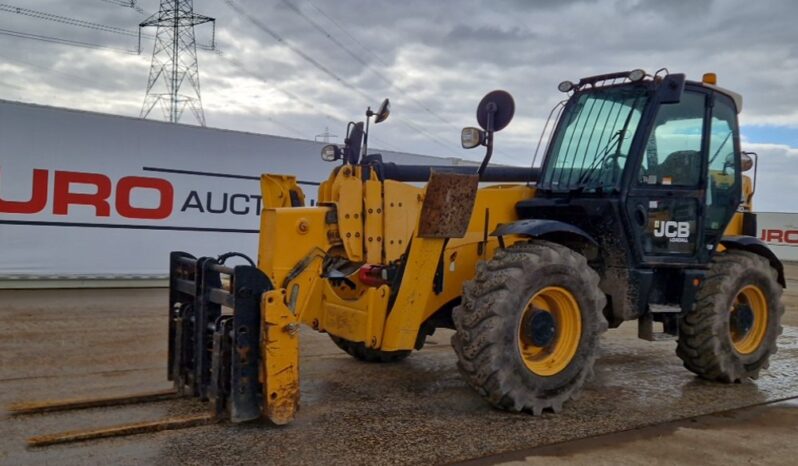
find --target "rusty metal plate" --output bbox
[418,171,479,238]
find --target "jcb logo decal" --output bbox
[654,220,690,243]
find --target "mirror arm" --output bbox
[751,151,759,199]
[486,102,497,132]
[477,105,498,178]
[343,122,352,165]
[363,109,371,160]
[477,131,494,178]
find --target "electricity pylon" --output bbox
[139,0,215,126]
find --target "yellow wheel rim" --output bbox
[518,286,582,376]
[730,285,768,355]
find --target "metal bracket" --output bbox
[167,251,273,423]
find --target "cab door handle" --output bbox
[634,205,647,226]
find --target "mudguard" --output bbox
[720,236,786,287]
[491,219,597,245]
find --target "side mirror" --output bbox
[472,90,515,177]
[461,127,485,149]
[344,122,365,164]
[476,90,515,132]
[741,151,755,172]
[321,144,342,162]
[374,98,390,123]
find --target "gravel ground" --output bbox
[1,263,796,465]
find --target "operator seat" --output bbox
[658,150,700,185]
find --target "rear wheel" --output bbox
[329,335,411,363]
[452,241,607,414]
[677,250,783,382]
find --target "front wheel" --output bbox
[452,241,607,415]
[677,250,783,382]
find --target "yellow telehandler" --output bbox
[13,69,784,445]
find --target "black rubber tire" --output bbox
[329,335,411,363]
[676,250,783,382]
[451,241,607,415]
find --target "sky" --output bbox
[0,0,796,211]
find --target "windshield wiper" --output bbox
[709,130,733,165]
[571,129,624,191]
[571,97,641,192]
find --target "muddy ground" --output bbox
[1,263,797,465]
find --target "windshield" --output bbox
[540,85,650,192]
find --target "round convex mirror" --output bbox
[476,90,515,132]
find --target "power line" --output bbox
[0,3,175,50]
[212,48,401,151]
[0,0,407,146]
[280,0,454,127]
[224,1,358,98]
[99,0,146,15]
[223,0,458,156]
[0,4,143,38]
[284,0,513,160]
[237,103,308,139]
[0,26,138,53]
[305,0,389,68]
[280,0,375,71]
[0,15,214,55]
[214,50,345,121]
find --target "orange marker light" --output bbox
[702,73,717,85]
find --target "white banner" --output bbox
[757,212,798,262]
[0,100,462,278]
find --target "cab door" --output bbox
[703,93,742,250]
[625,89,709,265]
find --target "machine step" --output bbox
[638,312,679,342]
[649,304,681,313]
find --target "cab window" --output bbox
[639,92,706,187]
